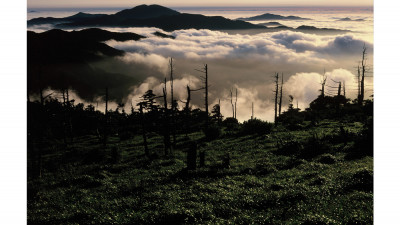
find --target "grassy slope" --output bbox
[28,120,372,224]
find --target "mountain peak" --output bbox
[114,4,180,20]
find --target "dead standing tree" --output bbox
[103,87,109,147]
[230,89,234,118]
[358,44,367,105]
[162,78,172,155]
[195,64,209,129]
[181,84,204,136]
[330,79,342,96]
[273,72,279,126]
[320,70,327,97]
[251,102,254,120]
[137,102,149,157]
[169,58,177,146]
[235,88,238,119]
[278,73,283,117]
[343,81,346,98]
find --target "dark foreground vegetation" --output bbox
[27,91,373,224]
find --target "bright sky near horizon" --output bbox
[28,0,373,8]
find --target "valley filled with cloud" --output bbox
[90,27,373,121]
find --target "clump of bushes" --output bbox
[240,119,273,135]
[276,134,331,160]
[276,138,303,156]
[299,134,331,159]
[318,154,337,164]
[344,168,373,192]
[222,117,239,131]
[203,124,222,141]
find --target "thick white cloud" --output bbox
[100,28,374,121]
[105,28,372,66]
[118,53,169,73]
[31,27,373,122]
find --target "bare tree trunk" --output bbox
[205,64,209,128]
[65,88,73,143]
[185,85,191,111]
[321,78,326,97]
[162,85,171,156]
[169,58,177,147]
[103,87,108,147]
[139,103,149,156]
[62,89,66,106]
[274,73,279,126]
[320,69,327,97]
[230,89,234,118]
[66,88,70,105]
[359,44,366,105]
[278,73,283,117]
[195,64,209,128]
[357,64,361,98]
[343,81,346,97]
[234,88,237,119]
[184,85,191,137]
[251,102,254,120]
[218,99,222,124]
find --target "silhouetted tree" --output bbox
[211,103,223,124]
[288,95,294,110]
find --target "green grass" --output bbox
[28,121,372,224]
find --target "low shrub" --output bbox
[222,117,239,131]
[276,134,331,160]
[240,119,273,135]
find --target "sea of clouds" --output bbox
[92,27,373,121]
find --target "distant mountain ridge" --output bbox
[28,12,107,25]
[237,13,311,21]
[337,17,365,22]
[28,4,265,31]
[27,5,350,34]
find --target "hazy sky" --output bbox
[28,0,373,8]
